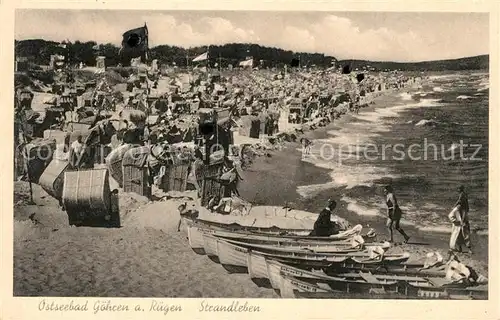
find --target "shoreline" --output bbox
[237,85,488,275]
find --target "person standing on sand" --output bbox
[383,185,410,243]
[455,185,472,253]
[448,203,466,260]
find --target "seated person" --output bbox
[309,199,340,237]
[212,197,233,215]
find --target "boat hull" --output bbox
[187,225,205,254]
[215,236,249,273]
[247,251,271,287]
[202,233,220,263]
[276,273,488,299]
[189,224,369,249]
[183,217,370,241]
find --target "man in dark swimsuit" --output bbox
[384,185,410,243]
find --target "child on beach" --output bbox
[383,185,410,244]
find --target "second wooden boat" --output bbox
[183,216,372,240]
[203,235,410,271]
[187,224,385,253]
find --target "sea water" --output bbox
[297,71,489,233]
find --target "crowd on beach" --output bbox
[15,63,419,178]
[16,64,418,145]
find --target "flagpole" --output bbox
[17,108,34,204]
[144,22,149,63]
[208,45,211,71]
[206,45,210,80]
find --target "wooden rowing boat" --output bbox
[263,258,439,288]
[247,251,340,289]
[189,224,383,247]
[203,235,410,271]
[184,216,370,239]
[278,273,488,300]
[265,252,486,281]
[268,257,488,299]
[221,237,390,255]
[272,258,487,287]
[186,225,388,254]
[182,216,372,239]
[323,259,456,278]
[293,288,488,299]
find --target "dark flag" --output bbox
[356,73,365,83]
[290,58,300,67]
[120,24,149,60]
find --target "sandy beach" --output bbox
[13,86,488,297]
[14,182,278,298]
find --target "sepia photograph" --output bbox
[12,9,490,302]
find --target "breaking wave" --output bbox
[399,92,413,101]
[415,119,440,127]
[296,97,443,198]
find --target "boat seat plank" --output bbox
[426,277,453,287]
[317,283,333,291]
[338,272,424,282]
[359,272,382,283]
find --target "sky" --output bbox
[15,10,489,62]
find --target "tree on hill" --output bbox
[14,39,487,71]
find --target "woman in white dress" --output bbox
[448,203,465,260]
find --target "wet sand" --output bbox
[238,91,488,275]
